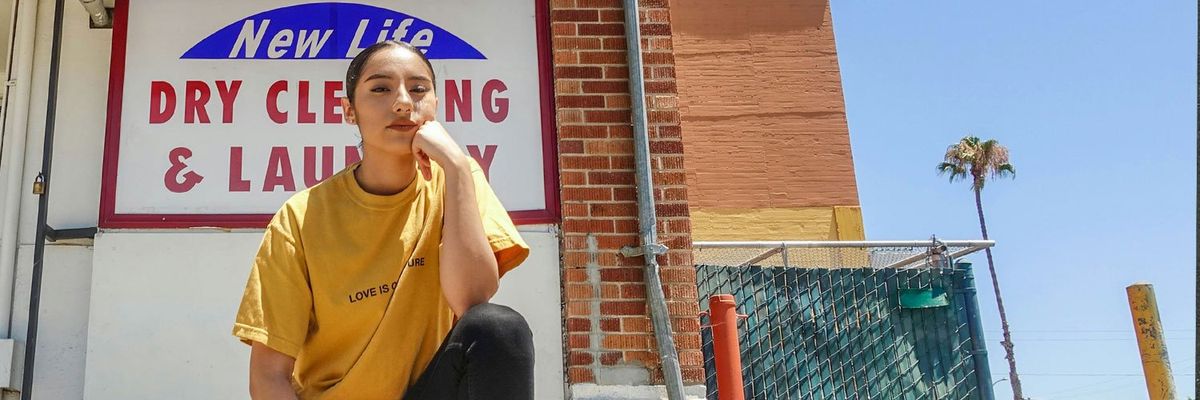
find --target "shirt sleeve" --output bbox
[232,203,313,358]
[469,159,530,278]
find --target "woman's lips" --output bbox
[388,123,418,131]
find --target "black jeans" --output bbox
[403,303,535,400]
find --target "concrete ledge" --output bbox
[569,384,707,400]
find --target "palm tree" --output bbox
[937,136,1021,399]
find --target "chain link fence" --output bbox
[694,240,995,400]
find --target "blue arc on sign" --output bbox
[182,2,485,60]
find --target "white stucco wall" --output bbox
[0,2,565,399]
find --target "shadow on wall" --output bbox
[668,0,828,38]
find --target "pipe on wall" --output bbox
[0,0,43,339]
[619,1,687,399]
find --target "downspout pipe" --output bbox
[618,1,687,399]
[77,0,108,28]
[21,0,65,398]
[0,0,40,338]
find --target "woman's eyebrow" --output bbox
[407,75,433,83]
[363,73,394,82]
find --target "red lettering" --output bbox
[216,80,242,123]
[324,81,343,124]
[266,80,288,124]
[263,146,296,192]
[445,80,471,122]
[298,81,316,124]
[467,145,498,181]
[149,81,175,124]
[345,145,362,166]
[164,147,203,192]
[482,80,508,123]
[228,147,251,192]
[303,146,335,187]
[184,81,211,124]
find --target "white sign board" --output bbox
[100,0,558,228]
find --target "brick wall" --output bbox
[670,0,860,211]
[551,0,703,386]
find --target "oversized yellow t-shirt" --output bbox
[233,159,529,399]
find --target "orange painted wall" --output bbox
[670,0,863,240]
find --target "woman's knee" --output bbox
[458,303,533,348]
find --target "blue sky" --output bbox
[831,1,1196,399]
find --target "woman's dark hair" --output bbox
[344,40,436,103]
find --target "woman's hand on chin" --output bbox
[412,120,470,180]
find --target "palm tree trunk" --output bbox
[975,188,1023,399]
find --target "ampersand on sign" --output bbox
[164,147,204,193]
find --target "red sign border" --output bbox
[99,0,560,228]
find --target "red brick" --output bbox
[584,109,631,123]
[563,186,613,202]
[568,333,591,349]
[610,155,635,169]
[638,0,668,8]
[566,283,594,299]
[552,9,599,22]
[613,187,637,201]
[644,81,676,94]
[600,317,621,332]
[587,170,634,185]
[640,23,670,36]
[603,66,630,79]
[644,9,670,24]
[600,351,623,365]
[554,50,578,64]
[648,139,682,153]
[602,37,628,50]
[621,317,652,333]
[599,267,643,282]
[553,36,602,50]
[557,94,605,108]
[599,9,624,22]
[567,317,591,332]
[590,203,636,217]
[580,51,627,65]
[582,80,628,94]
[620,284,646,299]
[602,334,652,350]
[563,155,611,170]
[596,234,638,249]
[567,302,591,317]
[569,351,595,366]
[642,51,674,65]
[559,139,584,154]
[605,95,631,108]
[553,22,577,36]
[584,140,633,154]
[568,366,595,383]
[559,125,610,139]
[579,23,625,36]
[563,218,616,233]
[561,170,586,185]
[556,66,604,80]
[557,109,584,124]
[578,0,621,7]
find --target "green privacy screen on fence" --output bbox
[696,264,991,400]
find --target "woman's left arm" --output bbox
[414,121,499,317]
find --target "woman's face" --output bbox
[342,47,438,157]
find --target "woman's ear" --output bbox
[341,97,357,125]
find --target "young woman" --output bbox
[233,40,534,400]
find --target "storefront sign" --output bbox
[100,0,557,228]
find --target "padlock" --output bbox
[32,173,44,195]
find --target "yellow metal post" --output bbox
[1126,282,1177,400]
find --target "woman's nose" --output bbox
[393,91,414,113]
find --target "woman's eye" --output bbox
[411,86,428,93]
[370,87,390,93]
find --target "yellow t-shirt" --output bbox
[233,159,529,399]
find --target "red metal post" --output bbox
[708,294,744,400]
